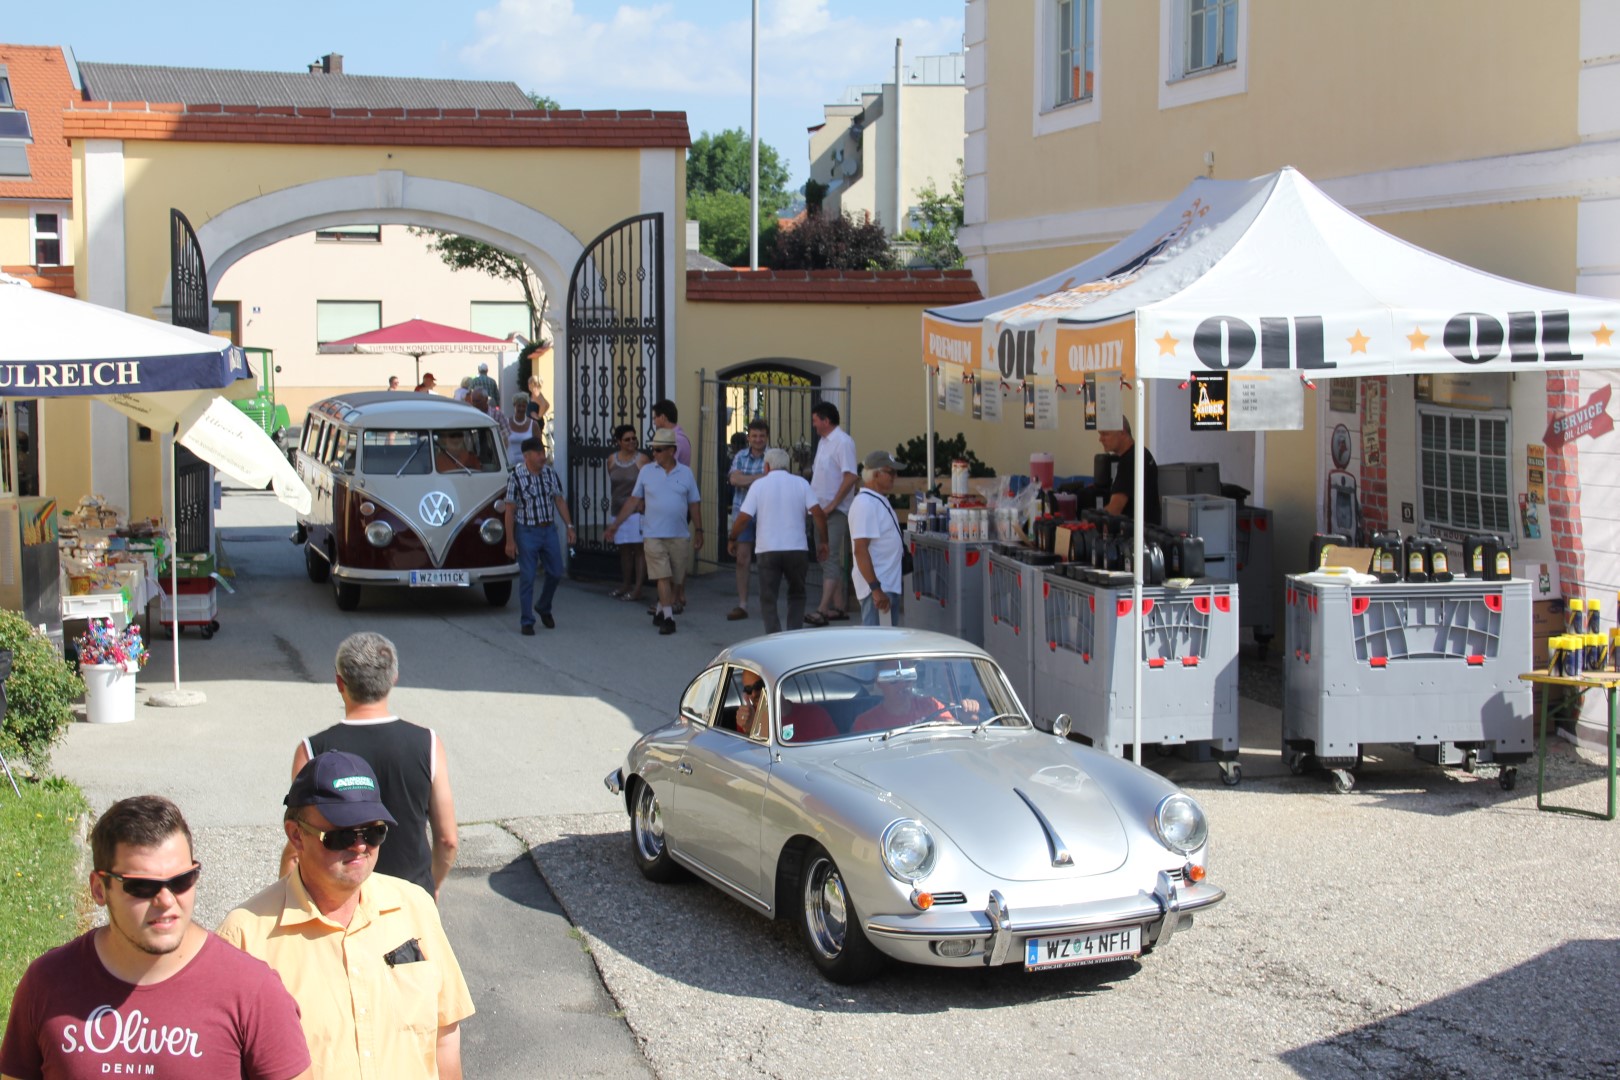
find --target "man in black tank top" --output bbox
[279,633,458,899]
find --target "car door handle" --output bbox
[676,762,693,775]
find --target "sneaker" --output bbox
[540,613,555,629]
[653,611,667,628]
[521,624,535,636]
[659,617,677,635]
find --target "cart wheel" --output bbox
[1499,767,1518,792]
[199,626,215,639]
[1219,762,1242,786]
[207,620,220,633]
[1286,752,1309,776]
[1331,769,1355,794]
[1462,750,1479,775]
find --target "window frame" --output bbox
[1033,0,1103,136]
[1414,404,1516,544]
[314,224,382,243]
[315,300,382,346]
[1158,0,1248,110]
[680,666,724,726]
[31,208,62,267]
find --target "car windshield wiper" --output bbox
[880,719,964,741]
[395,440,427,477]
[972,712,1027,734]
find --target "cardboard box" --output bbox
[1318,546,1375,573]
[1055,524,1085,562]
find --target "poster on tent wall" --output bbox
[981,379,1002,423]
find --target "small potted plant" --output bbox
[74,620,148,725]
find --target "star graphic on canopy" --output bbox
[1347,329,1370,354]
[1595,323,1615,348]
[1155,331,1179,356]
[1406,326,1430,351]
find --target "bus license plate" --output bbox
[1024,927,1141,971]
[409,570,469,587]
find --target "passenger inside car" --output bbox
[851,664,957,733]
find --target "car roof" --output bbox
[713,627,994,679]
[306,391,500,430]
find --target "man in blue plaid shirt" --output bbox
[725,418,769,621]
[503,437,575,634]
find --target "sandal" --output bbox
[803,611,829,627]
[673,603,686,615]
[726,607,748,621]
[826,609,851,622]
[618,592,643,602]
[609,588,627,599]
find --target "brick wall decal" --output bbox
[1546,371,1584,594]
[1358,375,1389,535]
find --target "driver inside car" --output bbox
[734,672,769,741]
[852,663,975,733]
[435,430,481,472]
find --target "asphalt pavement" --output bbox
[49,486,1620,1079]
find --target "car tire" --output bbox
[331,574,361,611]
[630,779,684,883]
[483,581,513,607]
[798,842,885,984]
[304,544,330,584]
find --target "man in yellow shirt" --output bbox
[217,751,475,1079]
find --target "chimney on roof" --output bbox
[308,53,343,75]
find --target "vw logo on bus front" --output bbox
[419,491,455,527]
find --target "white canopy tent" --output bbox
[924,166,1620,761]
[0,273,312,704]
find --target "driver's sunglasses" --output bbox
[293,818,389,851]
[742,681,765,696]
[99,863,202,900]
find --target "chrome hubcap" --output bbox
[804,856,849,958]
[633,784,664,861]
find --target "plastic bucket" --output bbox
[1030,452,1055,490]
[83,663,137,725]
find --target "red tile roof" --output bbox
[61,102,691,149]
[686,268,982,304]
[0,44,76,201]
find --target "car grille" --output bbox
[929,891,968,905]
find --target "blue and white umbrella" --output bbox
[0,273,309,513]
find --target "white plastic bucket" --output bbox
[83,663,137,725]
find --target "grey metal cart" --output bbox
[982,547,1055,712]
[1282,575,1534,792]
[1035,569,1242,784]
[909,533,990,645]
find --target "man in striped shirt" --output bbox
[503,437,576,634]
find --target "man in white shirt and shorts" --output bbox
[728,448,829,634]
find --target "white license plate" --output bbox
[409,570,470,587]
[1025,927,1141,971]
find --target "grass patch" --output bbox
[0,776,90,1031]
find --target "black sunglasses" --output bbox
[99,863,202,901]
[742,682,764,696]
[294,818,389,851]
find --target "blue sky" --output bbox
[8,0,964,187]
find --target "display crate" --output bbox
[1281,576,1534,791]
[1162,494,1237,557]
[1034,572,1241,782]
[982,549,1048,712]
[909,533,990,645]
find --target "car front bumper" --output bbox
[861,870,1224,968]
[331,563,519,586]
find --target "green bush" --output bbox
[893,432,994,480]
[0,611,82,771]
[0,775,89,1032]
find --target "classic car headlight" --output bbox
[880,819,937,882]
[1154,793,1208,855]
[364,521,394,547]
[479,518,504,544]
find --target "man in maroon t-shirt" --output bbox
[0,795,310,1080]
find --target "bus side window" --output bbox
[301,419,323,456]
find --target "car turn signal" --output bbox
[910,889,934,911]
[1185,863,1206,883]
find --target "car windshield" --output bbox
[360,428,501,475]
[777,655,1027,745]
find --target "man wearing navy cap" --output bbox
[218,752,475,1080]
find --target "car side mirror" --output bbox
[1051,713,1073,738]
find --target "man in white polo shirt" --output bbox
[850,449,907,627]
[727,448,829,634]
[806,401,859,626]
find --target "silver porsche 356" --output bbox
[605,628,1223,983]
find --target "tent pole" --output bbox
[925,365,936,491]
[148,433,205,708]
[1132,375,1145,766]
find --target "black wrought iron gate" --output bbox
[169,208,212,554]
[566,213,665,577]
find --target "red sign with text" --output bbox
[1544,384,1614,449]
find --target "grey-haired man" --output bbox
[729,447,828,634]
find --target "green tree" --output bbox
[687,128,791,201]
[527,92,560,110]
[894,165,965,269]
[689,190,781,267]
[409,231,549,346]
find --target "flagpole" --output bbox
[749,0,760,271]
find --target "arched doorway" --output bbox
[699,359,849,564]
